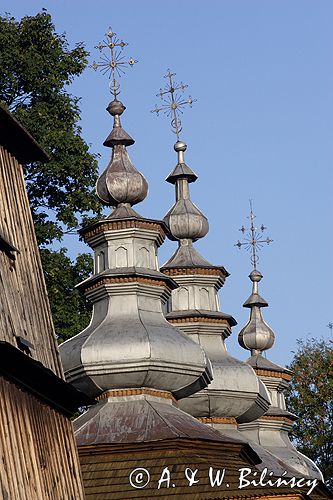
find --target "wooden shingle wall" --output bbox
[0,111,85,499]
[78,444,309,500]
[0,145,62,377]
[0,376,85,500]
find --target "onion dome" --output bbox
[161,143,270,424]
[59,38,247,491]
[60,100,213,401]
[163,141,209,242]
[237,245,322,479]
[238,270,275,355]
[150,71,270,426]
[96,99,148,216]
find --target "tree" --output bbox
[0,11,102,340]
[42,249,93,341]
[286,338,333,490]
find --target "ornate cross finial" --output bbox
[91,28,138,98]
[235,200,273,269]
[151,69,196,140]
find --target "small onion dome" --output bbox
[96,99,148,207]
[238,269,275,355]
[96,147,148,206]
[238,308,275,354]
[163,140,208,242]
[164,199,209,242]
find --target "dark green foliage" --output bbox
[0,11,103,339]
[41,249,93,342]
[0,11,102,243]
[286,338,333,490]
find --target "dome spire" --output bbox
[152,70,209,264]
[92,28,148,217]
[154,77,271,426]
[236,204,323,479]
[236,202,275,355]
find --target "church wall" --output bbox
[0,145,63,377]
[0,376,84,500]
[0,110,86,499]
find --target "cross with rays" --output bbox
[91,28,138,98]
[235,200,273,269]
[151,70,196,140]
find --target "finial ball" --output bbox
[249,269,262,282]
[174,141,187,152]
[107,99,126,116]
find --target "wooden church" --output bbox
[0,29,331,500]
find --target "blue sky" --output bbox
[4,1,333,365]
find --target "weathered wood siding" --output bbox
[0,377,85,500]
[78,444,308,500]
[0,145,62,377]
[0,141,85,498]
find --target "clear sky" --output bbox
[3,0,333,365]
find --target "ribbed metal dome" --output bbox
[96,99,148,208]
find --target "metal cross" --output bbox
[151,69,196,140]
[91,28,138,98]
[235,200,273,269]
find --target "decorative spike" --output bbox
[91,27,137,98]
[151,70,197,141]
[234,200,273,270]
